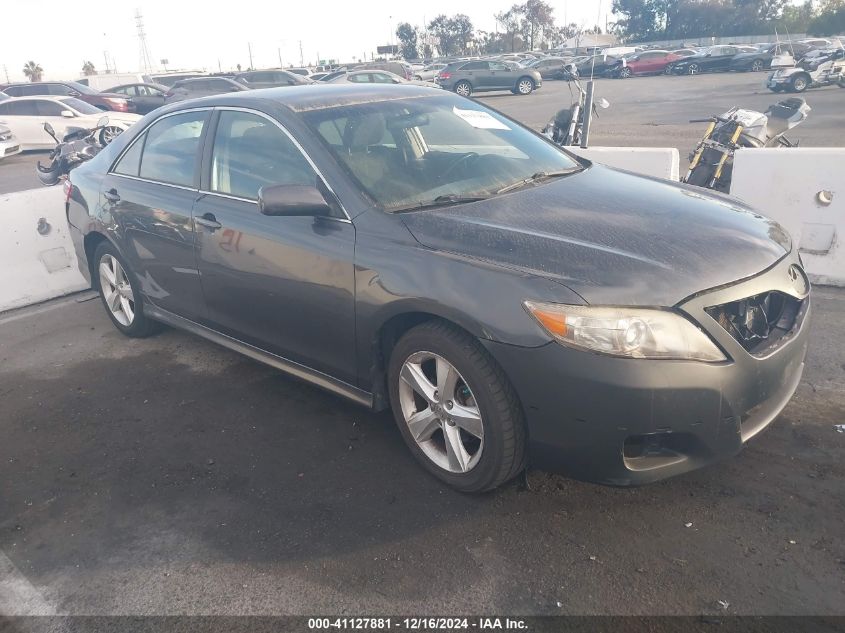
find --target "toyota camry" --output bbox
[64,85,810,492]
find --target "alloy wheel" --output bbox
[688,64,700,75]
[621,67,632,78]
[398,351,484,473]
[99,254,135,327]
[752,60,764,72]
[518,79,533,94]
[455,82,472,97]
[792,76,807,92]
[100,126,123,145]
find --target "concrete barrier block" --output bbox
[0,187,89,313]
[731,148,844,287]
[568,146,680,181]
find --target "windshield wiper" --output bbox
[391,194,490,213]
[495,169,581,195]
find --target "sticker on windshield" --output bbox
[452,106,511,130]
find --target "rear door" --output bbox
[101,109,210,322]
[193,108,357,382]
[459,61,489,88]
[0,99,45,147]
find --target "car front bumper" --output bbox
[482,254,810,486]
[0,138,22,159]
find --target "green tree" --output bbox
[427,14,475,56]
[495,6,524,52]
[808,0,845,34]
[82,61,96,76]
[23,61,43,82]
[396,22,419,60]
[520,0,556,50]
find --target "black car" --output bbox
[105,83,169,114]
[671,45,751,75]
[436,60,542,96]
[164,77,249,103]
[234,69,314,88]
[574,54,621,77]
[730,42,813,72]
[64,85,810,492]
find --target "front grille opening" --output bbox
[706,291,806,356]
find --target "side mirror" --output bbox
[597,97,610,109]
[69,90,81,97]
[97,115,109,127]
[258,184,332,217]
[43,122,56,137]
[61,110,75,118]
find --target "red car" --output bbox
[616,50,681,77]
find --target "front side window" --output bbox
[138,111,207,187]
[304,94,581,211]
[348,74,371,83]
[210,110,316,200]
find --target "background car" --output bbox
[575,54,622,76]
[1,81,135,112]
[670,45,750,74]
[77,73,154,91]
[105,83,169,114]
[310,72,328,81]
[0,124,21,160]
[528,57,574,79]
[164,77,250,104]
[0,96,139,150]
[616,50,680,76]
[325,70,439,88]
[150,72,207,87]
[233,69,314,88]
[414,63,448,81]
[730,42,813,72]
[436,60,542,96]
[286,67,313,77]
[356,61,414,80]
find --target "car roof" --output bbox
[1,95,75,102]
[163,83,445,114]
[108,82,169,90]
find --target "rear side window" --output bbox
[113,134,145,177]
[136,111,207,187]
[460,61,488,71]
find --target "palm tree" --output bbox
[23,61,43,82]
[82,61,96,76]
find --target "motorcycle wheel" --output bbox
[790,74,809,93]
[99,126,123,145]
[684,147,725,190]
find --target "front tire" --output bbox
[687,63,701,75]
[516,77,534,95]
[388,321,526,493]
[454,80,472,97]
[93,242,160,338]
[619,66,632,78]
[751,59,765,72]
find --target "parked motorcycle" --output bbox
[36,116,116,186]
[766,47,845,93]
[541,64,610,147]
[683,98,810,192]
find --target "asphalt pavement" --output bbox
[1,72,845,618]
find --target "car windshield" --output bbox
[60,97,101,115]
[303,93,582,211]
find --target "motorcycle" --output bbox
[36,116,117,186]
[542,64,610,147]
[767,47,845,93]
[683,98,810,192]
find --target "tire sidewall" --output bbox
[455,81,472,97]
[791,74,808,92]
[517,77,534,94]
[387,326,511,492]
[93,241,149,336]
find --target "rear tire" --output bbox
[93,241,161,338]
[388,321,526,493]
[619,66,632,78]
[454,81,472,97]
[516,77,534,95]
[751,59,765,72]
[790,74,809,93]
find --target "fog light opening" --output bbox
[623,432,689,472]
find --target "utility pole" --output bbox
[135,10,153,73]
[218,59,222,72]
[3,65,9,83]
[103,50,110,74]
[278,48,283,68]
[248,43,254,70]
[299,41,304,66]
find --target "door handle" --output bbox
[104,189,120,203]
[195,212,222,230]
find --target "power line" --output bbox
[135,9,154,73]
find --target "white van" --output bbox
[76,73,153,91]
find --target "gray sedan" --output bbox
[435,60,542,96]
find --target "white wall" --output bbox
[568,146,680,181]
[0,187,88,313]
[731,148,844,287]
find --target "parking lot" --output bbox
[1,73,844,617]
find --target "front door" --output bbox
[488,61,512,89]
[193,108,357,383]
[102,109,210,322]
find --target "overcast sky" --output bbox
[0,0,611,82]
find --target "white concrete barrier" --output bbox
[568,146,680,181]
[0,187,88,313]
[730,148,844,287]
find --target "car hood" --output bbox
[400,166,790,307]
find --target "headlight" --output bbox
[524,301,727,362]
